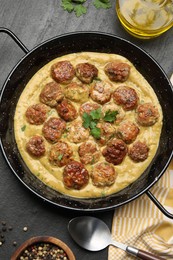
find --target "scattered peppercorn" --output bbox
[23,227,28,232]
[18,242,69,260]
[2,226,7,232]
[13,241,17,247]
[8,226,13,231]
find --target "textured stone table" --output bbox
[0,1,173,259]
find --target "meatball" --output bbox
[104,61,130,82]
[39,82,64,107]
[56,99,78,121]
[64,82,89,103]
[97,122,115,146]
[102,103,125,124]
[67,120,89,143]
[25,103,49,125]
[63,160,89,190]
[128,141,149,162]
[90,81,112,104]
[26,135,45,157]
[79,102,101,116]
[116,121,140,144]
[102,138,127,165]
[78,141,101,164]
[51,60,75,84]
[42,117,66,143]
[136,103,159,126]
[113,86,138,111]
[75,62,98,83]
[49,141,73,167]
[91,162,117,187]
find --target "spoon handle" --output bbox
[126,246,165,260]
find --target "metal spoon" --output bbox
[68,216,164,260]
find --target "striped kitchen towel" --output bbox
[108,160,173,260]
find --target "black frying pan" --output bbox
[0,28,173,217]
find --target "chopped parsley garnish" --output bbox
[82,108,118,139]
[58,154,64,161]
[82,108,102,139]
[61,0,111,17]
[21,125,26,131]
[103,110,119,122]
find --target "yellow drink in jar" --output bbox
[116,0,173,39]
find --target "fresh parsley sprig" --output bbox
[82,108,118,139]
[61,0,112,17]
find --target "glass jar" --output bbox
[116,0,173,39]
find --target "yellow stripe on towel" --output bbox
[108,163,173,260]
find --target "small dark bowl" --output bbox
[11,236,76,260]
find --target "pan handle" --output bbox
[146,190,173,219]
[0,27,29,54]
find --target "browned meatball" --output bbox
[113,86,138,111]
[91,162,117,187]
[116,121,140,144]
[75,62,98,83]
[67,120,89,143]
[25,103,49,125]
[39,82,64,107]
[97,122,115,146]
[128,141,149,162]
[136,103,159,126]
[51,60,75,84]
[64,82,89,103]
[90,81,112,104]
[26,135,45,157]
[78,141,101,164]
[79,102,101,116]
[49,141,73,167]
[104,61,130,82]
[56,99,78,121]
[102,138,127,165]
[63,160,89,190]
[42,117,66,143]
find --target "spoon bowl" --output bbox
[68,216,164,260]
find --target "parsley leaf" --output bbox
[58,154,64,161]
[93,0,111,9]
[61,0,74,13]
[21,125,26,131]
[103,110,119,122]
[90,107,102,120]
[82,109,101,139]
[82,112,92,128]
[74,4,87,17]
[90,127,101,139]
[61,0,111,17]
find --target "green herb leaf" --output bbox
[74,4,87,17]
[103,110,119,122]
[93,0,111,9]
[82,112,92,128]
[90,126,101,139]
[58,154,64,161]
[61,0,74,13]
[21,125,26,131]
[90,107,102,120]
[72,0,86,3]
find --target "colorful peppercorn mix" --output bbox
[17,242,69,260]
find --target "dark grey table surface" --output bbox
[0,1,173,259]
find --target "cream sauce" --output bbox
[14,52,163,198]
